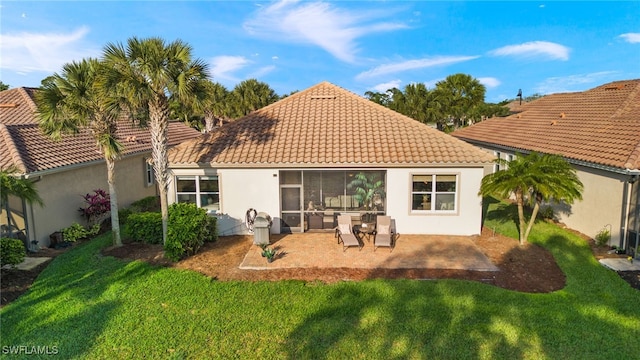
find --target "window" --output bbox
[176,176,220,212]
[411,174,457,212]
[145,159,155,187]
[494,151,501,173]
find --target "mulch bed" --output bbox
[2,227,638,308]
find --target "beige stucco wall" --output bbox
[556,165,626,245]
[25,154,157,248]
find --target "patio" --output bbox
[239,232,498,271]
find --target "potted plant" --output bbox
[261,246,278,263]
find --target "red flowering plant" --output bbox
[79,189,111,226]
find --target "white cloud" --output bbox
[356,56,479,80]
[489,41,570,61]
[534,71,619,94]
[619,33,640,44]
[478,77,501,88]
[249,65,276,79]
[243,0,407,63]
[209,55,250,81]
[0,27,99,74]
[371,80,402,92]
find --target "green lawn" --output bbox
[1,201,639,359]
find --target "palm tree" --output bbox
[199,81,231,132]
[347,172,386,214]
[479,152,583,244]
[102,37,209,245]
[1,167,43,240]
[228,79,280,118]
[35,58,124,246]
[434,73,486,131]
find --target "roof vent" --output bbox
[560,112,566,118]
[0,103,18,108]
[550,120,557,126]
[310,95,336,99]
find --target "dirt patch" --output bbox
[3,227,637,308]
[104,227,565,292]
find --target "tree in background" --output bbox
[0,81,9,91]
[199,81,231,132]
[103,37,209,245]
[364,90,390,107]
[434,73,486,131]
[479,152,583,244]
[228,79,280,118]
[35,58,124,246]
[0,167,43,243]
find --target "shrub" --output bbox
[203,215,218,243]
[130,196,161,213]
[165,203,214,261]
[62,223,100,242]
[595,227,611,247]
[124,212,163,244]
[118,208,134,225]
[540,206,555,220]
[0,237,26,267]
[79,189,111,225]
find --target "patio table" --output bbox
[354,222,376,243]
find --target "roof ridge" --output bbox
[0,123,28,173]
[610,80,640,120]
[19,87,39,114]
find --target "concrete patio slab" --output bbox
[240,233,498,271]
[599,258,640,271]
[1,257,51,271]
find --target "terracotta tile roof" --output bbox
[168,81,494,168]
[452,79,640,171]
[0,87,202,174]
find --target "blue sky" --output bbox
[1,1,639,102]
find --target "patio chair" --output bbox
[336,215,362,252]
[374,216,395,252]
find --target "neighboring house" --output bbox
[0,87,202,249]
[167,81,494,236]
[452,79,640,251]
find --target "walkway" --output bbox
[239,232,498,271]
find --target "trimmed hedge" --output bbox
[165,203,215,261]
[124,212,163,244]
[1,237,26,267]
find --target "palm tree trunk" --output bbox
[149,98,170,245]
[515,190,527,245]
[106,157,122,246]
[204,112,215,133]
[523,202,541,243]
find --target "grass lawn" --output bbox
[1,201,639,359]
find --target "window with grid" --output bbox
[176,176,220,212]
[411,174,457,212]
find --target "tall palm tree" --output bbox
[35,58,124,246]
[199,81,231,132]
[434,73,486,130]
[228,79,279,118]
[102,37,209,245]
[479,152,583,244]
[1,167,43,239]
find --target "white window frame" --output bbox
[494,151,502,173]
[411,174,458,213]
[175,175,220,213]
[144,159,155,187]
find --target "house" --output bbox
[452,79,640,251]
[0,87,202,249]
[167,81,495,236]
